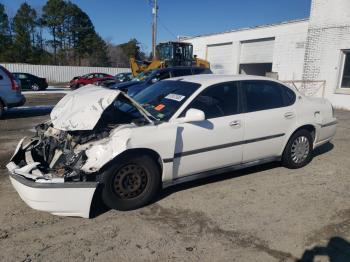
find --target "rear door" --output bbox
[240,80,297,162]
[174,82,244,178]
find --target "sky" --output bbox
[1,0,312,53]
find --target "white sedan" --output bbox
[6,75,337,218]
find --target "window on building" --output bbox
[341,51,350,89]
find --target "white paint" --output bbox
[207,43,235,74]
[240,38,275,64]
[7,75,337,218]
[184,0,350,109]
[303,0,350,110]
[185,20,309,79]
[50,84,154,131]
[9,176,96,218]
[0,63,130,83]
[51,85,122,131]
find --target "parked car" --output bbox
[0,66,25,118]
[6,75,337,218]
[115,72,133,83]
[69,73,113,89]
[110,66,212,97]
[12,72,48,91]
[95,72,133,87]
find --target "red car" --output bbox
[69,73,114,89]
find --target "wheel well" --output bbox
[104,148,163,175]
[292,125,316,142]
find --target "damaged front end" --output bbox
[6,85,156,218]
[10,122,111,182]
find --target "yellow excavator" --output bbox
[130,41,210,76]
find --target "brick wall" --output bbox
[303,0,350,109]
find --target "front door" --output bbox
[173,82,244,178]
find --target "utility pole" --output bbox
[152,0,158,59]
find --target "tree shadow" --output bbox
[2,106,53,119]
[298,237,350,262]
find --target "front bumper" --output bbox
[6,139,98,218]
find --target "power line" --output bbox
[158,17,177,39]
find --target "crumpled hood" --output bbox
[51,84,153,131]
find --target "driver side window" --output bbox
[182,82,239,119]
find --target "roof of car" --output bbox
[167,74,281,86]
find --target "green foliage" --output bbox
[0,3,12,62]
[119,39,146,61]
[0,1,143,67]
[12,3,37,63]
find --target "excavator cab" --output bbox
[130,41,210,76]
[156,42,194,67]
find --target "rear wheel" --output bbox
[100,154,161,211]
[31,83,40,91]
[282,129,313,169]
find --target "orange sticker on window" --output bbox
[155,104,165,111]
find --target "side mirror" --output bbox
[178,108,205,123]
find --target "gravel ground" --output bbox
[0,92,350,262]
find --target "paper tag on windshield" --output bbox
[165,94,185,102]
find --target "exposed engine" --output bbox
[12,93,151,182]
[25,122,110,182]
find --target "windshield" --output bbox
[132,70,155,82]
[115,81,200,122]
[134,80,201,121]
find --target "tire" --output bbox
[31,83,40,91]
[282,129,314,169]
[0,100,4,119]
[99,154,161,211]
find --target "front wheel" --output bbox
[282,129,314,169]
[99,154,161,211]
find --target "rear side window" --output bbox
[283,85,296,106]
[242,81,286,112]
[172,69,192,77]
[183,82,239,119]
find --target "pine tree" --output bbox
[42,0,66,65]
[12,3,37,63]
[0,3,12,62]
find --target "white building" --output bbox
[185,0,350,109]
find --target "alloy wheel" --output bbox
[291,136,310,164]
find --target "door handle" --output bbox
[284,112,295,119]
[229,120,241,128]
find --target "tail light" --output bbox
[11,79,19,91]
